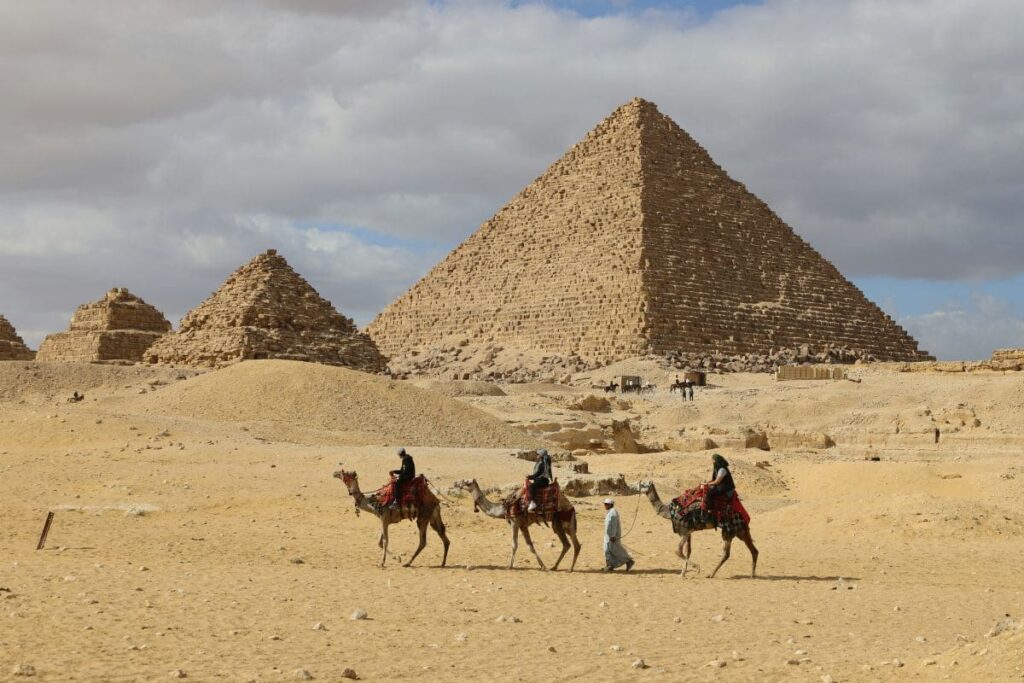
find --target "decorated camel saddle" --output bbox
[669,483,751,535]
[504,480,567,520]
[374,474,430,518]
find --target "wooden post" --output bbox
[36,511,55,550]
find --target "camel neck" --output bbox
[470,484,507,518]
[646,486,671,519]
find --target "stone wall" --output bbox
[36,288,170,363]
[146,250,387,372]
[368,98,932,371]
[0,315,34,361]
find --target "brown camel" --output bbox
[452,479,581,572]
[333,469,450,568]
[638,480,758,578]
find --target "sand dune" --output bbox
[128,359,535,449]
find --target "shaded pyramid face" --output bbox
[36,288,171,363]
[368,98,930,365]
[0,315,35,361]
[146,250,387,371]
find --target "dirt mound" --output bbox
[414,379,506,397]
[0,361,196,403]
[129,360,534,448]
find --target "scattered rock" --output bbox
[169,671,187,679]
[312,622,326,631]
[708,659,726,668]
[290,557,305,565]
[631,659,647,669]
[11,664,36,677]
[294,669,313,680]
[454,633,467,642]
[340,669,358,680]
[350,608,368,621]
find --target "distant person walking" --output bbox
[603,498,634,572]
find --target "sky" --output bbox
[1,0,1022,360]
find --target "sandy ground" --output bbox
[1,361,1023,682]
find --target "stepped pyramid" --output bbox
[0,315,35,361]
[146,249,387,371]
[368,98,931,365]
[36,288,171,363]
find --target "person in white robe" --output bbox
[603,498,634,571]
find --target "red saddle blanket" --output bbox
[507,480,562,517]
[674,484,750,525]
[376,475,429,508]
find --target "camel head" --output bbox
[451,479,477,491]
[637,480,655,494]
[333,469,360,494]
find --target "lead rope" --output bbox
[619,478,645,540]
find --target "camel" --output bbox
[452,479,581,572]
[333,469,450,568]
[638,480,758,578]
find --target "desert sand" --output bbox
[1,359,1022,681]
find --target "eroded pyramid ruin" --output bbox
[146,249,387,371]
[36,288,171,363]
[368,98,931,369]
[0,315,34,361]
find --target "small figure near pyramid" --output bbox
[146,249,387,372]
[0,314,35,361]
[36,288,171,363]
[368,97,931,372]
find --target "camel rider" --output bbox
[526,448,553,512]
[705,453,735,508]
[389,448,416,506]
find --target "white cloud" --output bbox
[900,294,1024,360]
[1,0,1022,357]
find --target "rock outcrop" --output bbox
[146,250,387,371]
[0,315,34,360]
[368,98,931,376]
[36,288,170,363]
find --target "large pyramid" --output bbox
[146,249,387,371]
[368,98,931,366]
[0,315,34,361]
[36,288,171,363]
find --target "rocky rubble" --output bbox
[664,344,881,374]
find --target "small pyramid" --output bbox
[368,98,931,366]
[0,314,35,361]
[36,288,171,363]
[146,249,387,371]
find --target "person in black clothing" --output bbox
[526,448,553,512]
[705,453,735,508]
[389,448,416,506]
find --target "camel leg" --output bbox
[430,512,450,568]
[403,517,429,567]
[380,522,390,568]
[568,527,581,573]
[677,532,698,576]
[509,523,520,569]
[520,524,547,571]
[739,528,758,577]
[550,520,571,571]
[708,532,733,578]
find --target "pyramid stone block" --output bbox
[146,249,387,371]
[368,98,931,367]
[0,315,35,361]
[36,288,171,363]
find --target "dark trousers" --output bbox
[528,476,550,501]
